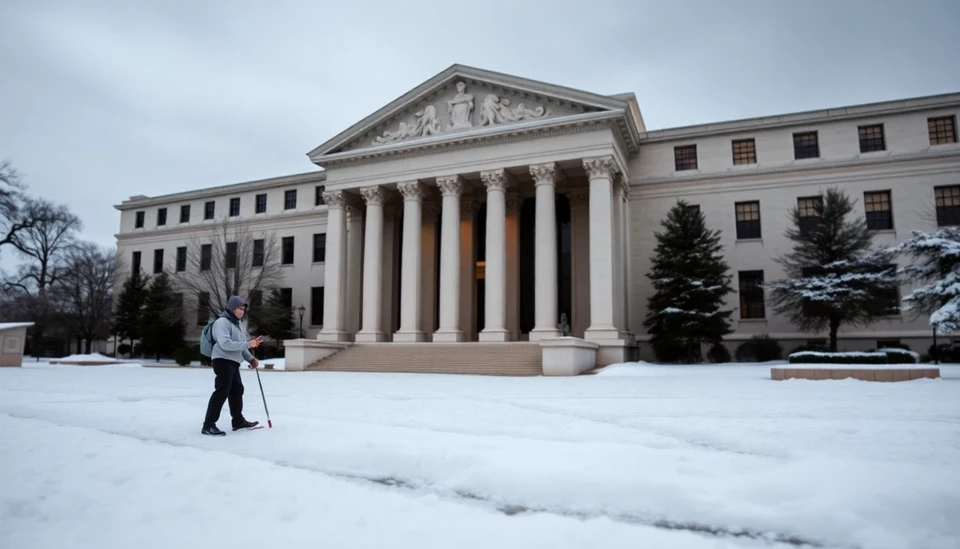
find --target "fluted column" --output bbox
[356,186,387,342]
[317,190,349,342]
[618,174,634,341]
[479,169,511,341]
[394,181,426,342]
[583,156,620,341]
[434,175,465,342]
[529,162,560,340]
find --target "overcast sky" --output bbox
[2,0,959,262]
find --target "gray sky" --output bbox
[2,0,959,261]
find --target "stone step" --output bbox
[306,342,543,376]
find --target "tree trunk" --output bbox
[84,339,92,354]
[829,316,841,352]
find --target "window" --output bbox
[928,116,957,145]
[735,201,761,239]
[311,287,324,326]
[282,236,294,264]
[135,211,144,229]
[797,196,822,235]
[229,197,240,217]
[200,244,212,271]
[684,204,700,214]
[131,251,141,274]
[793,131,819,159]
[284,190,297,210]
[180,205,190,223]
[732,139,756,165]
[280,288,293,308]
[197,292,210,326]
[255,193,267,214]
[313,233,326,263]
[157,208,167,226]
[225,242,238,269]
[738,270,765,319]
[175,246,187,272]
[150,249,162,274]
[873,264,900,316]
[858,124,885,153]
[864,191,893,231]
[315,185,326,206]
[877,339,901,349]
[252,239,264,267]
[935,185,960,226]
[674,145,698,171]
[204,201,215,220]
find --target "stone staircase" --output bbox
[305,342,543,376]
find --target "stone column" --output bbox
[434,175,464,342]
[618,174,634,340]
[381,205,399,335]
[356,186,387,342]
[583,156,620,341]
[611,182,624,335]
[345,203,364,337]
[317,190,349,342]
[394,181,425,342]
[529,162,560,340]
[479,169,511,342]
[568,189,590,338]
[505,192,521,340]
[459,197,477,341]
[419,203,439,338]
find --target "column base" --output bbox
[432,330,465,342]
[478,328,512,342]
[393,330,426,342]
[584,326,621,341]
[529,327,561,341]
[355,330,389,343]
[316,330,353,343]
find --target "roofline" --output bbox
[113,170,327,210]
[0,322,35,331]
[639,91,960,142]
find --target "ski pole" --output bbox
[254,367,273,428]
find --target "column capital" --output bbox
[345,204,363,222]
[480,168,512,192]
[397,180,425,201]
[360,186,385,206]
[436,174,465,197]
[616,172,631,198]
[322,190,347,208]
[582,156,620,180]
[529,162,559,187]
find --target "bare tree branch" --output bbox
[51,242,117,353]
[6,197,82,291]
[0,159,37,250]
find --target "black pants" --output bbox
[203,359,245,427]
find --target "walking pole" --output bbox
[254,367,273,428]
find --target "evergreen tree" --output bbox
[249,287,295,354]
[139,271,185,360]
[643,200,734,363]
[890,226,960,334]
[766,187,898,352]
[113,272,150,355]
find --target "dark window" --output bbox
[735,201,761,239]
[175,246,187,272]
[197,292,210,326]
[282,236,294,264]
[225,242,238,269]
[732,138,756,165]
[153,249,164,274]
[284,190,297,210]
[200,244,212,271]
[204,201,215,220]
[864,191,893,231]
[252,239,264,267]
[873,264,900,315]
[793,131,819,159]
[928,116,957,145]
[229,197,240,217]
[877,339,901,349]
[280,288,293,308]
[135,211,145,229]
[800,266,822,316]
[311,287,324,326]
[157,208,167,226]
[313,233,326,262]
[935,185,960,226]
[674,145,698,171]
[797,196,822,236]
[315,185,326,206]
[858,124,885,153]
[684,204,700,214]
[255,193,267,214]
[738,270,765,319]
[180,205,190,223]
[131,251,141,274]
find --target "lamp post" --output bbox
[298,305,305,339]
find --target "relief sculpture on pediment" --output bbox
[372,104,442,144]
[479,93,550,126]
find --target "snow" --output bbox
[53,353,122,363]
[2,361,959,549]
[0,322,34,331]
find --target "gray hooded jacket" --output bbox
[211,295,254,364]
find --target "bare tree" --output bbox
[4,197,82,293]
[0,159,34,250]
[52,242,117,354]
[174,217,286,317]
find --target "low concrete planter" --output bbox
[771,367,940,382]
[540,337,598,376]
[283,339,351,371]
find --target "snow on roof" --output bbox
[0,322,35,331]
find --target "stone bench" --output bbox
[771,367,940,382]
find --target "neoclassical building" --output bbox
[115,64,960,374]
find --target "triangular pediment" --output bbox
[309,64,636,160]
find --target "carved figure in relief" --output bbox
[478,93,549,126]
[372,105,442,145]
[447,81,474,129]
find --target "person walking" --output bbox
[202,295,263,436]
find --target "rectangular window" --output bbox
[735,201,761,239]
[674,145,698,171]
[873,264,900,316]
[200,244,212,271]
[157,208,167,226]
[197,292,210,326]
[935,185,960,226]
[282,236,294,264]
[284,189,297,210]
[225,242,238,269]
[797,196,822,235]
[793,131,819,159]
[313,233,326,262]
[180,204,190,223]
[684,204,700,214]
[311,287,324,326]
[255,193,267,214]
[315,185,326,206]
[738,270,765,319]
[252,239,264,267]
[928,115,957,145]
[864,190,893,231]
[132,251,141,274]
[732,138,756,165]
[175,246,187,272]
[858,124,885,153]
[204,201,215,220]
[153,249,164,274]
[280,288,293,308]
[229,197,240,217]
[135,211,144,229]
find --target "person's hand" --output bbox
[248,336,263,348]
[249,358,259,369]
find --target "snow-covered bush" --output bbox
[788,349,918,365]
[889,226,960,335]
[707,343,731,363]
[734,334,784,362]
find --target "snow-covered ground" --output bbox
[1,360,958,549]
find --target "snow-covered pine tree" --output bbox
[643,200,734,363]
[890,226,960,334]
[766,186,898,352]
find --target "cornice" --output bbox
[116,209,330,242]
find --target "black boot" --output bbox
[232,419,259,431]
[202,425,225,436]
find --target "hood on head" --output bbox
[225,295,247,312]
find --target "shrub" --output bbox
[876,348,920,364]
[929,342,960,363]
[707,343,731,363]
[734,334,784,362]
[174,346,194,366]
[788,351,888,365]
[117,343,132,356]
